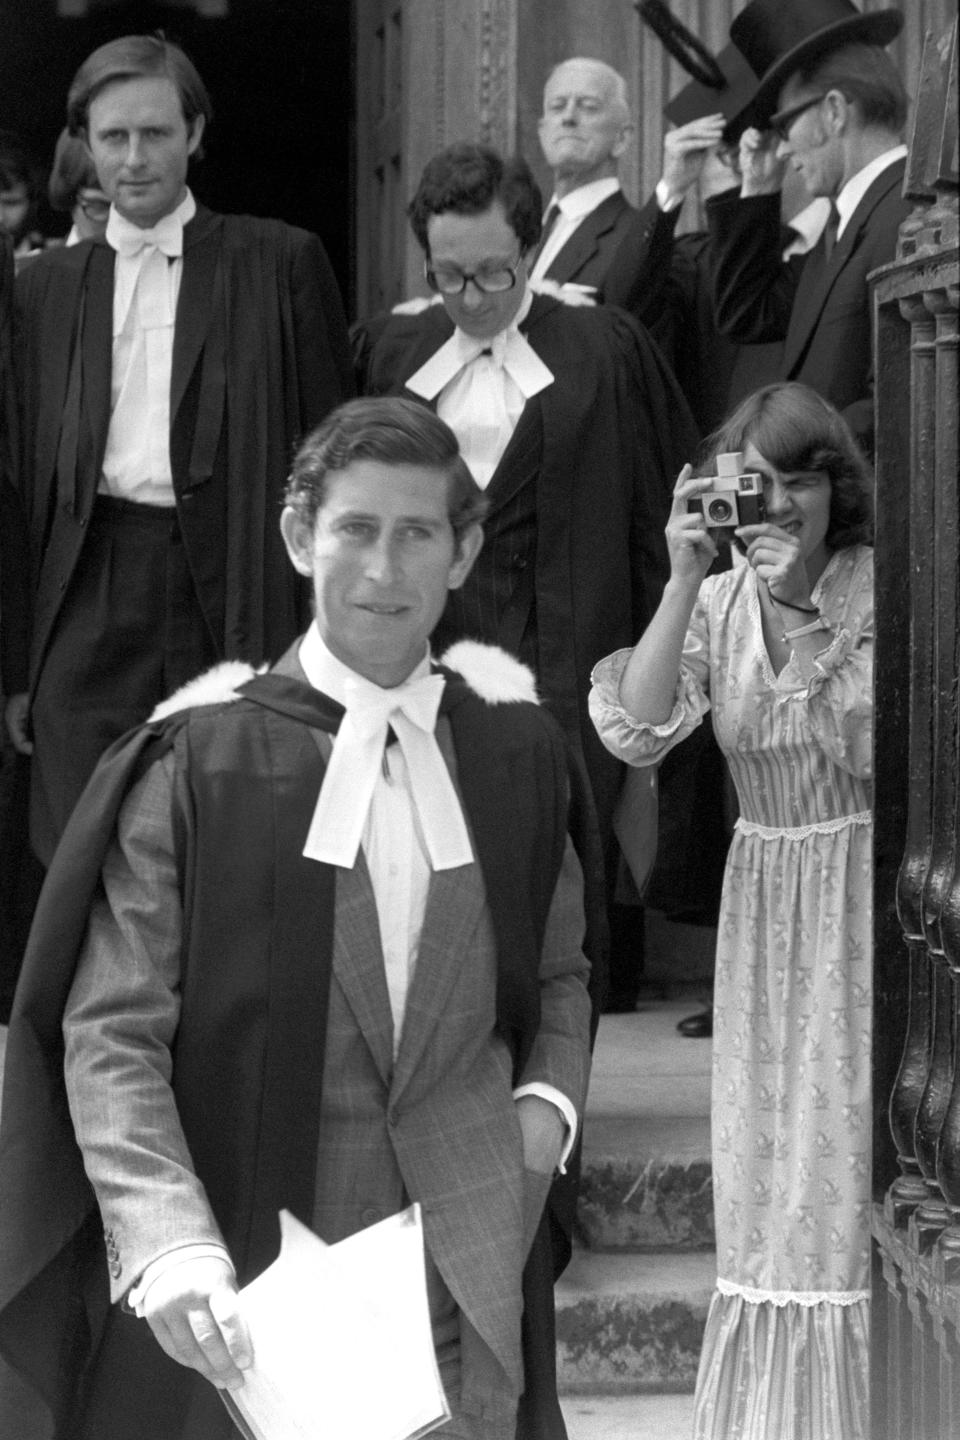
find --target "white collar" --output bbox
[835,145,907,236]
[406,286,553,400]
[551,176,621,221]
[105,188,197,258]
[298,623,432,703]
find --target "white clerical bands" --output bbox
[302,673,474,871]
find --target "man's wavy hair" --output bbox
[67,34,212,155]
[700,382,873,550]
[408,143,542,257]
[284,396,488,552]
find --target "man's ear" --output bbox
[611,121,635,160]
[280,505,314,577]
[448,521,484,590]
[823,90,849,135]
[186,112,206,158]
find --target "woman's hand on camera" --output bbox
[735,522,813,611]
[667,466,719,586]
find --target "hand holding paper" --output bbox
[142,1256,253,1391]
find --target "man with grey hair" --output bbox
[530,57,643,301]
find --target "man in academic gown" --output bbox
[354,142,697,855]
[0,397,595,1440]
[1,34,352,866]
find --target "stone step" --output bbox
[556,1248,715,1395]
[561,1390,695,1440]
[578,1005,714,1252]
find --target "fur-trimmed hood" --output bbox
[148,641,539,722]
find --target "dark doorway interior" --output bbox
[0,0,352,304]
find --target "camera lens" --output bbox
[706,498,734,525]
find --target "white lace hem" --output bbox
[735,810,871,841]
[716,1277,870,1307]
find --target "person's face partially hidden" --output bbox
[281,460,483,688]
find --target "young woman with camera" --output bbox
[589,381,874,1439]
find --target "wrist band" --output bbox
[782,615,831,642]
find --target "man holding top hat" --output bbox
[705,0,910,456]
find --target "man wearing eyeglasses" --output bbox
[355,141,696,902]
[2,34,352,871]
[704,0,910,454]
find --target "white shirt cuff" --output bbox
[125,1242,234,1316]
[513,1082,579,1173]
[655,179,685,213]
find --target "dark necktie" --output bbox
[531,203,561,268]
[822,201,840,263]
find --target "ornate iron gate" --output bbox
[871,19,960,1439]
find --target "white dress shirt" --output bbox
[529,176,622,281]
[835,144,907,239]
[405,288,554,488]
[100,188,197,506]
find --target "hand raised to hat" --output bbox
[660,115,728,207]
[738,126,786,197]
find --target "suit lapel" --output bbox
[784,160,905,374]
[170,208,224,429]
[79,243,115,495]
[545,192,626,285]
[329,850,396,1087]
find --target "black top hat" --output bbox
[728,0,903,138]
[663,43,759,131]
[635,3,760,133]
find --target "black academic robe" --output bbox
[0,649,605,1440]
[353,293,698,840]
[2,206,353,701]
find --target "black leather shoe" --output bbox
[676,1006,712,1038]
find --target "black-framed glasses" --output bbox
[424,253,523,296]
[768,94,826,143]
[77,194,111,222]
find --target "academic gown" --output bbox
[2,205,353,704]
[0,645,605,1440]
[353,293,699,842]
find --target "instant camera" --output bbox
[687,452,766,530]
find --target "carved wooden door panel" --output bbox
[871,20,960,1438]
[354,0,406,318]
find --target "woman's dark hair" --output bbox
[285,396,488,550]
[701,382,873,549]
[408,143,542,256]
[48,129,99,212]
[67,34,212,153]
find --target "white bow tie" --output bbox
[302,672,473,871]
[407,326,554,402]
[106,209,184,259]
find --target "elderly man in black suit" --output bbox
[706,0,910,453]
[529,57,655,306]
[2,34,352,868]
